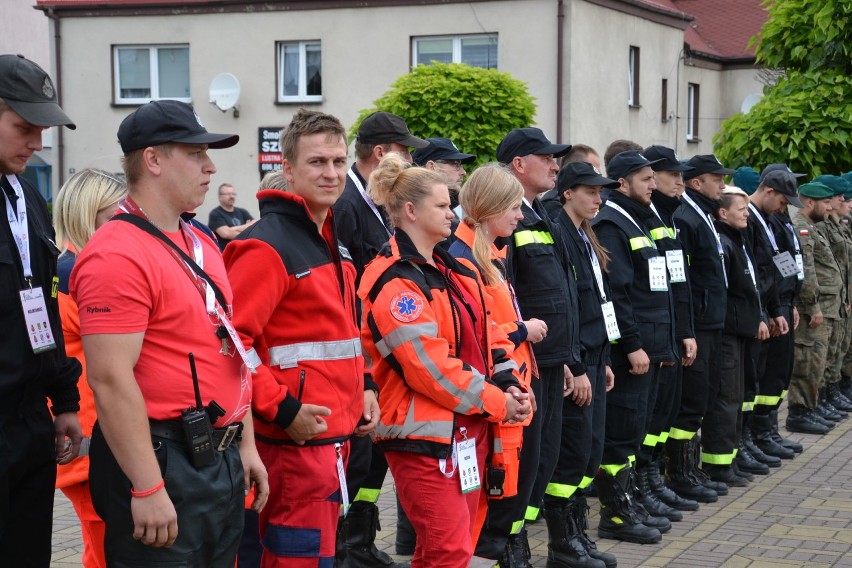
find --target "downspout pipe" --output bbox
[556,0,565,142]
[46,7,64,194]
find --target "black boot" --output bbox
[595,467,662,544]
[809,403,839,427]
[542,497,606,568]
[342,502,409,568]
[751,414,795,459]
[822,387,849,418]
[827,382,852,411]
[735,437,769,475]
[840,376,852,400]
[701,464,749,487]
[817,388,845,421]
[500,528,532,568]
[691,439,728,496]
[336,514,348,567]
[574,493,617,568]
[786,404,830,435]
[730,458,754,482]
[664,439,718,503]
[646,455,699,511]
[635,465,682,521]
[768,408,803,453]
[394,498,415,556]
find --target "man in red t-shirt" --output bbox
[71,100,268,567]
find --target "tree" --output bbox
[714,0,852,176]
[350,63,536,165]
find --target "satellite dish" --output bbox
[209,73,240,112]
[741,93,762,113]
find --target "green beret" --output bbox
[732,166,760,195]
[798,182,834,200]
[843,172,852,184]
[812,174,850,196]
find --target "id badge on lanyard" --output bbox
[772,251,799,278]
[601,301,620,341]
[665,250,687,283]
[20,287,57,353]
[648,256,669,292]
[439,426,481,493]
[795,253,805,280]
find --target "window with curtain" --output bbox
[277,40,322,103]
[113,45,190,104]
[412,34,498,69]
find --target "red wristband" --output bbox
[131,479,165,498]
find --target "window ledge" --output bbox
[276,97,324,106]
[628,104,642,110]
[686,137,702,144]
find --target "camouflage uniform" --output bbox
[840,215,852,378]
[789,212,842,409]
[817,216,850,387]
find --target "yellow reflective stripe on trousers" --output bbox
[629,236,654,250]
[524,505,540,522]
[352,488,381,503]
[780,389,788,400]
[755,394,782,407]
[742,400,754,412]
[701,451,735,465]
[658,431,670,444]
[545,482,578,499]
[510,520,525,535]
[628,454,636,466]
[669,427,696,440]
[600,463,627,476]
[643,433,658,447]
[514,230,554,247]
[650,227,675,241]
[579,476,595,489]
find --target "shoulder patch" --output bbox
[799,229,809,235]
[338,245,353,261]
[391,291,424,323]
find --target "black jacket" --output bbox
[769,211,803,304]
[672,188,728,330]
[507,199,582,372]
[0,175,80,413]
[745,203,783,318]
[716,221,763,337]
[592,192,677,364]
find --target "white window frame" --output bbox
[276,40,323,103]
[112,45,190,105]
[687,83,700,141]
[411,34,498,69]
[628,46,640,107]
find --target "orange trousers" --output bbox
[60,481,106,568]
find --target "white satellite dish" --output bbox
[209,73,240,112]
[741,93,762,113]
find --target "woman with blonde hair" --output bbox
[358,154,531,567]
[447,164,546,564]
[53,168,127,568]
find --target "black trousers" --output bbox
[525,364,567,521]
[744,336,768,410]
[0,403,56,568]
[671,329,723,438]
[475,374,543,559]
[546,361,607,498]
[757,304,795,414]
[601,358,660,470]
[90,423,245,567]
[701,333,744,463]
[346,433,389,502]
[640,361,682,465]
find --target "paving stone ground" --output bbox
[51,403,852,567]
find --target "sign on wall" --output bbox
[258,127,283,179]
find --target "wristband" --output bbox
[131,479,165,498]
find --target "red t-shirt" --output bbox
[71,220,250,425]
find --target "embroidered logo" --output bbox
[42,77,54,98]
[391,291,424,322]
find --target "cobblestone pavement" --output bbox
[52,404,852,567]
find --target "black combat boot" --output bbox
[542,497,606,568]
[730,458,754,482]
[786,404,830,435]
[646,454,699,511]
[664,439,718,503]
[751,413,795,459]
[499,528,532,568]
[635,465,682,521]
[394,498,416,556]
[574,493,617,568]
[342,501,410,568]
[840,376,852,400]
[595,467,662,544]
[735,436,769,475]
[768,408,803,453]
[691,439,728,496]
[817,388,845,421]
[827,382,852,411]
[701,464,749,487]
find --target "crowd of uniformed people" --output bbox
[3,53,852,568]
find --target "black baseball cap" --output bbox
[117,100,239,153]
[557,161,620,191]
[762,169,803,208]
[606,151,664,181]
[0,54,75,129]
[496,128,571,163]
[760,163,806,183]
[682,154,736,180]
[412,137,476,166]
[643,145,693,173]
[356,111,428,148]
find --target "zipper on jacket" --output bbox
[297,370,306,400]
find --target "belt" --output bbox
[149,419,242,452]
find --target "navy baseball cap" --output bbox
[557,161,620,191]
[497,128,571,163]
[606,151,664,181]
[0,54,75,129]
[412,137,476,166]
[643,145,693,173]
[117,100,239,153]
[682,154,736,180]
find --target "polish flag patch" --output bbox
[799,229,809,235]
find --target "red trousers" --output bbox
[386,414,490,568]
[61,482,107,568]
[257,440,348,568]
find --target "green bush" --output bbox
[350,62,536,165]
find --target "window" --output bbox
[628,46,640,106]
[277,40,322,103]
[687,83,700,141]
[412,34,498,69]
[113,45,190,104]
[661,78,668,122]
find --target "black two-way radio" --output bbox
[181,353,216,468]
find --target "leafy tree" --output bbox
[350,63,536,165]
[715,0,852,176]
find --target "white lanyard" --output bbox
[748,203,779,253]
[786,222,801,253]
[649,203,666,226]
[579,228,607,302]
[179,218,216,315]
[605,201,657,250]
[348,168,391,237]
[3,175,32,281]
[742,245,758,289]
[683,192,727,287]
